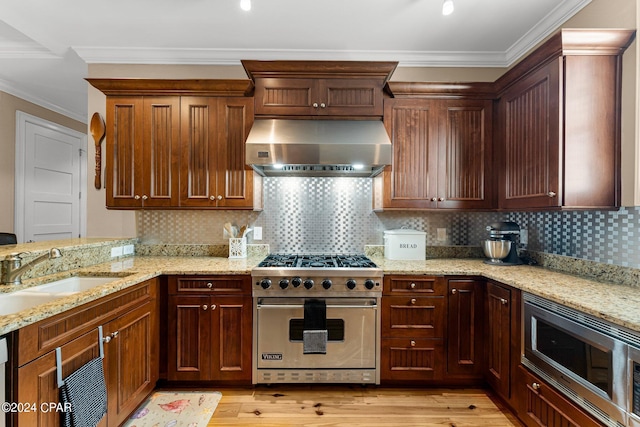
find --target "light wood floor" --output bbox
[208,386,522,426]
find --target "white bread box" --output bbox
[383,229,426,260]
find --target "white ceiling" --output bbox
[0,0,592,123]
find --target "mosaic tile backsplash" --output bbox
[136,177,640,269]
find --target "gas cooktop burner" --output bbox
[258,254,378,269]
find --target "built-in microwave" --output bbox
[523,292,640,427]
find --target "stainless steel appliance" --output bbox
[483,222,522,265]
[251,254,382,384]
[523,292,640,427]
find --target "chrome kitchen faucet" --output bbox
[1,248,62,285]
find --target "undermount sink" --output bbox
[22,276,116,295]
[0,276,118,316]
[0,292,63,315]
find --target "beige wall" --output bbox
[80,0,636,236]
[0,92,86,234]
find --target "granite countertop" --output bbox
[1,253,639,338]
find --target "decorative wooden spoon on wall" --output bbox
[90,112,106,190]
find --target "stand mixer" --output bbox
[483,221,523,265]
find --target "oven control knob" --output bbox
[279,279,289,289]
[364,279,376,290]
[260,278,272,289]
[322,279,332,290]
[291,277,302,288]
[304,279,314,289]
[346,279,357,290]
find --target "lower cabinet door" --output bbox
[16,329,106,427]
[211,295,252,382]
[517,366,604,427]
[104,301,158,427]
[380,338,444,382]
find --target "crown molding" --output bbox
[0,78,87,124]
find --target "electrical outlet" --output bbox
[520,229,528,245]
[253,226,263,241]
[123,244,134,255]
[111,246,123,257]
[436,228,447,242]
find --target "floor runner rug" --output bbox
[123,390,222,427]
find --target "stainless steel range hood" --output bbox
[245,119,392,177]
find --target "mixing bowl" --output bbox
[482,239,511,263]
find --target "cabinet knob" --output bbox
[410,340,416,347]
[211,304,217,310]
[142,195,148,200]
[111,331,119,339]
[409,282,416,289]
[103,336,112,343]
[320,103,326,108]
[134,195,140,200]
[410,298,417,305]
[209,195,215,200]
[532,382,541,391]
[500,298,508,306]
[548,191,557,198]
[207,282,213,289]
[451,288,457,295]
[202,305,208,311]
[217,195,223,200]
[431,197,437,202]
[312,102,319,108]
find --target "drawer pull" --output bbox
[532,382,540,391]
[410,298,417,305]
[409,282,416,289]
[410,340,416,347]
[207,282,213,289]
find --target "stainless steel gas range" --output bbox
[251,254,383,384]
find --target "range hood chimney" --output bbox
[245,119,392,177]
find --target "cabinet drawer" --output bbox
[384,276,445,295]
[381,338,444,382]
[16,280,155,366]
[169,275,251,295]
[382,296,445,338]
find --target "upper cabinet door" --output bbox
[106,97,144,208]
[215,97,255,208]
[179,97,218,207]
[253,78,316,116]
[141,97,180,208]
[499,61,561,210]
[437,99,494,210]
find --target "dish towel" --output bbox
[303,299,328,354]
[60,357,107,427]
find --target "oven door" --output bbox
[523,298,628,426]
[256,297,377,369]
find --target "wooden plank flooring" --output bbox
[208,386,522,426]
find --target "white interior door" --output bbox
[15,112,87,243]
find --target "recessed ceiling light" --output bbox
[442,0,454,16]
[240,0,251,11]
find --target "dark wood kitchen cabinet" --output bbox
[446,278,484,380]
[179,96,256,208]
[486,280,521,408]
[516,365,604,427]
[242,60,397,117]
[87,79,261,210]
[105,96,180,208]
[13,279,158,427]
[496,29,635,210]
[380,276,446,382]
[375,93,494,210]
[167,275,252,384]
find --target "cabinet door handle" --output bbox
[209,195,215,200]
[134,195,140,200]
[312,102,319,108]
[111,331,119,339]
[202,305,208,311]
[410,298,417,305]
[409,282,416,289]
[548,191,557,198]
[217,195,223,200]
[142,195,148,200]
[410,340,416,347]
[320,103,326,108]
[500,298,508,306]
[103,335,112,343]
[207,282,213,289]
[532,382,541,391]
[438,197,444,202]
[451,288,457,295]
[430,197,437,202]
[211,304,217,310]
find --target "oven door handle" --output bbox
[257,304,377,309]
